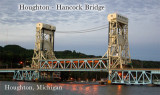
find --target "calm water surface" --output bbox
[0,81,159,95]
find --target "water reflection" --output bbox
[18,82,24,85]
[77,84,83,94]
[42,83,100,95]
[85,86,90,94]
[46,83,53,86]
[62,84,99,95]
[117,85,122,95]
[0,81,159,95]
[71,84,77,91]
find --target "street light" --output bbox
[19,61,24,67]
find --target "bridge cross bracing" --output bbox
[39,58,108,71]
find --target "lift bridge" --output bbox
[0,13,160,85]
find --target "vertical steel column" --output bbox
[150,73,152,84]
[143,71,145,84]
[129,71,131,84]
[121,71,124,83]
[64,61,66,69]
[53,30,55,51]
[135,71,138,84]
[13,71,16,80]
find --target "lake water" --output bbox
[0,81,159,95]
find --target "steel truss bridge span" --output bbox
[39,58,108,72]
[0,58,109,81]
[109,69,160,85]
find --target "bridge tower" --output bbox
[31,23,56,69]
[103,13,131,69]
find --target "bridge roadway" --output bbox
[0,68,108,72]
[0,67,160,85]
[0,68,36,73]
[0,68,159,73]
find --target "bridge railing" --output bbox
[39,58,109,71]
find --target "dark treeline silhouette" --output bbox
[0,45,100,68]
[0,45,160,68]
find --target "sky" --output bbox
[0,0,160,61]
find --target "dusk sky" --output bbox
[0,0,160,61]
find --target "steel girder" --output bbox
[109,70,152,85]
[13,70,39,81]
[39,59,108,71]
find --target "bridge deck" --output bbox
[0,68,159,73]
[0,68,36,72]
[0,68,108,72]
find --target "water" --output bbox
[0,81,159,95]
